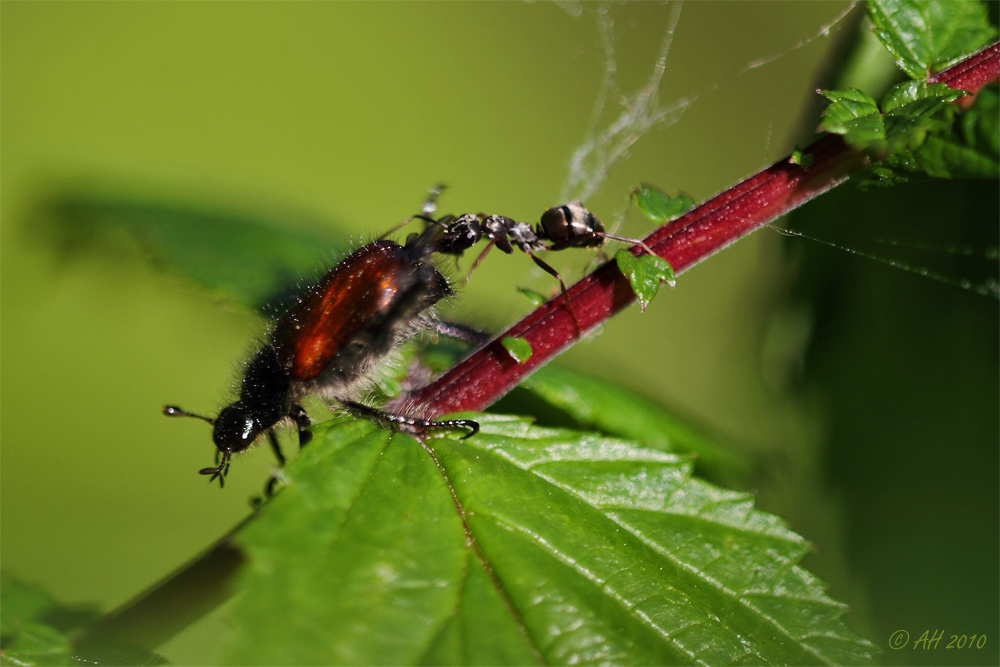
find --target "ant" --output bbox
[165,229,481,489]
[396,188,654,331]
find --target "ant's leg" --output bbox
[267,430,287,466]
[464,239,499,281]
[427,320,491,346]
[378,185,448,240]
[526,251,582,335]
[289,405,312,446]
[379,216,416,241]
[380,214,437,242]
[337,399,479,439]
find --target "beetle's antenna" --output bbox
[163,405,214,425]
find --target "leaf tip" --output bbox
[501,336,533,363]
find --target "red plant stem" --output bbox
[929,40,1000,107]
[406,40,1000,417]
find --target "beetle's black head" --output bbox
[211,402,264,452]
[163,402,263,488]
[194,402,264,488]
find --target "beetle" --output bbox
[165,236,478,488]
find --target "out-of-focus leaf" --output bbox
[1,622,73,667]
[0,574,149,667]
[44,193,344,313]
[1,574,56,640]
[615,250,675,312]
[867,0,997,79]
[521,364,750,482]
[225,416,877,665]
[500,336,532,363]
[631,184,694,224]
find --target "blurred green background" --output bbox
[2,2,996,665]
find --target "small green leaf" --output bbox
[818,88,886,150]
[44,192,344,313]
[515,286,548,306]
[789,146,814,167]
[879,82,964,152]
[880,80,966,114]
[226,417,877,665]
[615,249,675,312]
[821,82,968,156]
[867,0,997,79]
[631,184,695,223]
[854,85,999,187]
[500,336,532,363]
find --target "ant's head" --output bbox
[435,214,482,254]
[163,403,262,488]
[406,213,482,257]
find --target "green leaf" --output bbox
[227,419,470,666]
[631,184,694,224]
[855,85,999,186]
[226,417,877,665]
[880,80,966,114]
[880,81,962,150]
[818,88,886,150]
[44,192,343,312]
[516,286,548,306]
[867,0,998,79]
[500,336,532,363]
[789,146,814,168]
[821,81,977,167]
[615,250,675,312]
[521,364,750,482]
[417,550,540,666]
